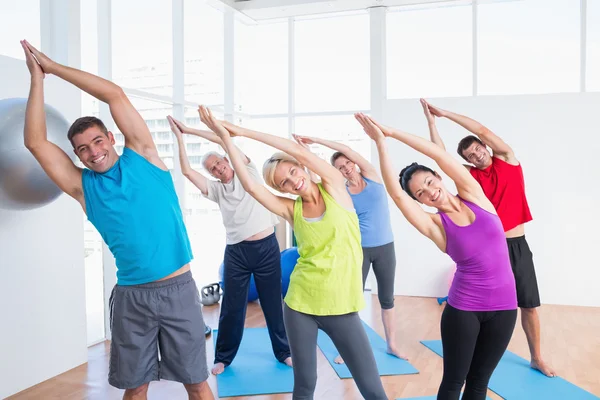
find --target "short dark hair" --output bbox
[456,135,484,161]
[399,162,437,200]
[67,116,108,146]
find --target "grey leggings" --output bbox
[283,304,388,400]
[362,242,396,310]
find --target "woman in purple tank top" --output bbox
[356,113,517,400]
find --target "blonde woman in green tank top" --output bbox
[199,106,388,400]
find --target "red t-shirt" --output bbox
[469,156,532,232]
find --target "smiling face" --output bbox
[204,154,234,183]
[272,161,312,195]
[407,170,450,208]
[332,155,359,180]
[71,126,118,173]
[462,141,492,170]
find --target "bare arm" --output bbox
[22,40,165,169]
[428,102,516,162]
[306,166,320,183]
[221,120,352,209]
[21,41,84,206]
[168,116,209,196]
[181,127,224,147]
[291,135,321,183]
[421,99,446,151]
[356,113,446,251]
[359,113,490,208]
[295,134,380,183]
[171,115,250,164]
[199,108,294,223]
[172,112,224,148]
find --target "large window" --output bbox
[0,2,40,59]
[294,12,370,112]
[235,20,288,114]
[588,0,600,91]
[184,0,224,105]
[386,3,473,99]
[478,0,580,95]
[111,0,172,97]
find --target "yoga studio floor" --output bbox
[8,295,600,400]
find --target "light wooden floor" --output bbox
[8,295,600,400]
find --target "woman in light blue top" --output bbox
[294,134,405,361]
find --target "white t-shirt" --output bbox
[204,161,280,245]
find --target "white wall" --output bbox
[0,55,87,398]
[380,93,600,308]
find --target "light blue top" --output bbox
[82,147,192,285]
[348,176,394,248]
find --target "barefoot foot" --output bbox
[283,357,293,367]
[334,355,345,364]
[386,346,409,360]
[211,362,225,375]
[531,359,556,377]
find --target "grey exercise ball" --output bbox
[0,98,74,211]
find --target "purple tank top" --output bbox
[439,197,517,312]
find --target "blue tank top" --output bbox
[348,176,394,248]
[82,147,193,285]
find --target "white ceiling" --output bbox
[218,0,463,21]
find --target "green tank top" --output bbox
[285,183,365,316]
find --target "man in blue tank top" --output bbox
[20,40,214,399]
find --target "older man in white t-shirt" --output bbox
[168,116,292,376]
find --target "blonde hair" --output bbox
[262,152,302,191]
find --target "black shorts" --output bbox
[507,235,541,308]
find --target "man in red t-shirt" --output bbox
[421,99,555,377]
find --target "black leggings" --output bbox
[438,304,517,400]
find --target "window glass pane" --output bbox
[185,0,224,105]
[235,21,288,114]
[386,2,473,99]
[181,108,226,284]
[112,0,172,97]
[588,0,600,91]
[0,1,40,59]
[294,115,371,164]
[84,220,104,345]
[295,12,370,112]
[81,0,100,118]
[478,0,580,95]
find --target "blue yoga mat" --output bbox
[317,320,419,378]
[421,340,600,400]
[212,328,294,397]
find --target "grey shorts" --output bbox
[108,271,209,389]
